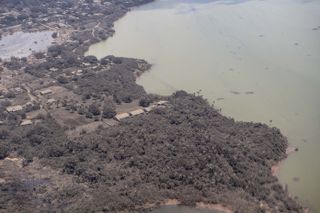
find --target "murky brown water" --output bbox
[87,0,320,211]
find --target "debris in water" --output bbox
[292,177,300,182]
[230,90,241,95]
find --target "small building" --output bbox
[20,119,32,126]
[0,121,4,125]
[47,98,56,104]
[72,69,83,76]
[114,113,130,121]
[130,109,144,116]
[13,87,23,93]
[144,105,156,112]
[25,102,33,107]
[157,100,169,105]
[6,105,23,113]
[40,89,53,95]
[49,67,59,72]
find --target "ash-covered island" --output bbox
[0,0,304,212]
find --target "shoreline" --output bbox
[271,146,297,177]
[271,147,310,213]
[144,199,233,213]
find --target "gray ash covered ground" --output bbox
[0,0,153,55]
[0,0,303,212]
[0,92,302,212]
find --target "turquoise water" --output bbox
[87,0,320,211]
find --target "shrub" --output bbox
[57,76,69,84]
[6,91,16,99]
[102,101,116,119]
[139,97,152,107]
[83,55,98,64]
[88,103,100,116]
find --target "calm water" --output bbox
[86,0,320,211]
[0,31,53,59]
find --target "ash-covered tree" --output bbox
[34,52,45,59]
[102,101,116,119]
[5,91,16,99]
[48,45,65,57]
[0,128,9,140]
[83,55,98,64]
[119,92,132,103]
[51,32,58,38]
[57,75,69,84]
[85,111,93,119]
[139,96,152,107]
[88,103,100,116]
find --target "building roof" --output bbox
[13,87,23,93]
[114,113,130,121]
[130,109,144,116]
[144,105,156,112]
[25,102,33,106]
[47,98,56,104]
[6,105,23,112]
[20,119,32,126]
[157,100,169,105]
[49,67,59,72]
[40,89,53,95]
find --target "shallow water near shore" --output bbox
[87,0,320,211]
[0,31,53,59]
